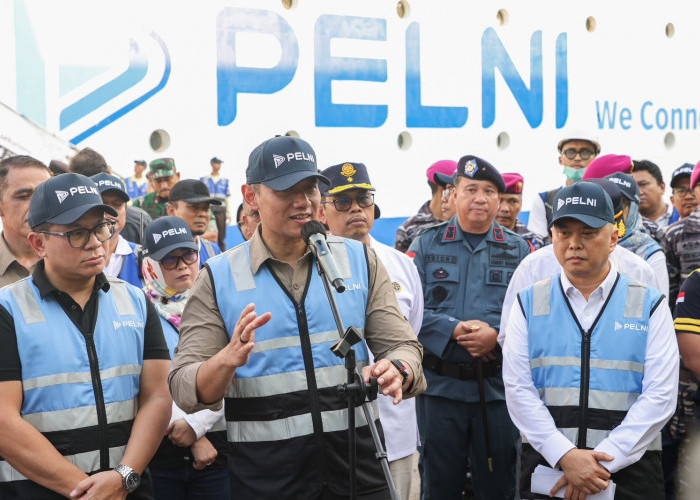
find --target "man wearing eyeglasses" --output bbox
[0,173,171,498]
[527,134,601,238]
[319,162,425,500]
[166,179,222,268]
[408,155,531,499]
[668,164,697,224]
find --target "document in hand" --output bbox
[531,465,616,499]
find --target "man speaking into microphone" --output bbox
[169,136,425,499]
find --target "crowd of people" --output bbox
[0,132,697,500]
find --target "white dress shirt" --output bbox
[503,260,679,473]
[527,193,551,238]
[103,235,134,278]
[369,236,424,461]
[647,250,670,299]
[499,244,664,346]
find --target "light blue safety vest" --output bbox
[206,236,372,445]
[0,277,147,483]
[518,272,664,451]
[199,238,220,268]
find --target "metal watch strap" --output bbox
[390,359,409,385]
[114,464,140,493]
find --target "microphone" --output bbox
[301,220,346,293]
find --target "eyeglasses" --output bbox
[160,250,199,270]
[37,220,115,249]
[673,187,695,197]
[562,148,595,160]
[323,193,374,212]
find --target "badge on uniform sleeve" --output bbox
[444,226,456,240]
[493,227,505,241]
[392,281,402,293]
[433,268,449,279]
[406,251,416,259]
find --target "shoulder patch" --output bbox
[392,281,402,293]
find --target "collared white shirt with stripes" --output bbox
[502,259,679,473]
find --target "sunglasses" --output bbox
[562,148,595,160]
[160,250,199,270]
[323,193,374,212]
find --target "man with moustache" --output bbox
[319,162,424,500]
[504,182,678,499]
[496,173,545,250]
[166,179,222,267]
[0,156,51,287]
[169,136,425,499]
[668,163,698,225]
[0,173,171,498]
[133,158,180,220]
[408,155,531,499]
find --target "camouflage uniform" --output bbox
[513,219,546,250]
[132,192,168,220]
[394,201,440,253]
[660,206,700,305]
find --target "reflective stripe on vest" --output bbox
[226,403,377,443]
[0,277,147,476]
[208,238,370,442]
[520,273,662,449]
[521,428,662,451]
[0,445,127,482]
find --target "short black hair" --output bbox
[69,148,109,176]
[428,180,439,195]
[0,155,50,200]
[236,203,244,223]
[633,160,664,186]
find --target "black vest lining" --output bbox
[548,406,628,432]
[0,419,133,463]
[224,385,364,422]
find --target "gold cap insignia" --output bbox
[464,159,478,177]
[341,163,357,183]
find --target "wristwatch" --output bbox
[114,464,141,493]
[390,359,409,386]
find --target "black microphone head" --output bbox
[301,220,327,244]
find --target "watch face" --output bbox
[125,472,140,492]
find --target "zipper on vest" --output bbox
[578,330,592,449]
[295,303,328,476]
[85,333,109,469]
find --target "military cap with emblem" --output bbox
[320,162,381,218]
[455,155,506,193]
[502,173,524,194]
[149,158,177,178]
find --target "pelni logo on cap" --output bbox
[153,227,187,244]
[557,197,597,210]
[273,155,285,168]
[56,191,69,203]
[55,185,99,204]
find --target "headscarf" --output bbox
[617,201,663,259]
[141,256,192,329]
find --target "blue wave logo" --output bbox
[14,0,170,144]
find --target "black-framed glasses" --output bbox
[37,220,115,249]
[673,187,694,197]
[160,250,199,270]
[323,193,374,212]
[562,148,595,160]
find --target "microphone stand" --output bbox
[311,253,399,500]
